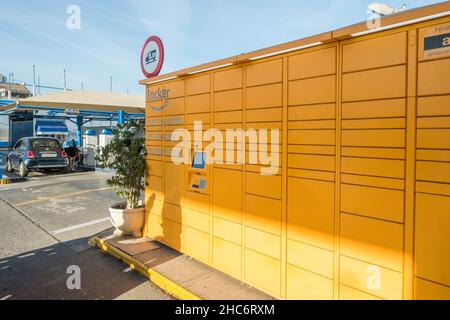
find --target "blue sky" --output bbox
[0,0,444,96]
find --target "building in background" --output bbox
[0,74,32,99]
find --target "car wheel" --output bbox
[19,161,29,178]
[5,159,13,173]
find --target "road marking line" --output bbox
[14,187,111,207]
[52,217,110,235]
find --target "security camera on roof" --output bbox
[368,3,407,16]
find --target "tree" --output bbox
[96,119,146,209]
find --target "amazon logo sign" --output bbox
[148,88,170,111]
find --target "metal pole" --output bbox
[64,69,67,91]
[110,76,112,92]
[76,116,83,147]
[38,76,41,95]
[81,81,84,90]
[118,110,125,124]
[32,65,36,96]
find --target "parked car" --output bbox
[5,137,69,177]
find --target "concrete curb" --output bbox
[89,235,202,300]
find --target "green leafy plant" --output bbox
[96,119,146,209]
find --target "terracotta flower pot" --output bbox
[109,202,145,238]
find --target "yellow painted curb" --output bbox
[89,236,202,300]
[0,178,10,185]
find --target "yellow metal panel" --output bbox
[245,249,281,296]
[417,149,450,162]
[214,68,243,92]
[342,147,405,160]
[339,285,381,300]
[213,168,242,223]
[341,157,405,179]
[417,95,450,116]
[246,107,282,123]
[145,197,164,217]
[163,98,185,116]
[181,190,210,214]
[417,129,450,149]
[182,225,210,263]
[288,103,335,120]
[146,213,164,240]
[343,32,407,73]
[342,66,406,102]
[342,129,405,148]
[246,59,282,87]
[286,264,333,300]
[288,129,335,145]
[245,226,280,259]
[342,99,405,119]
[212,237,242,279]
[186,94,210,114]
[213,110,243,124]
[244,194,281,235]
[288,154,335,172]
[164,162,184,205]
[147,160,162,177]
[414,277,450,300]
[186,74,210,96]
[288,119,335,130]
[164,218,182,250]
[415,193,450,286]
[287,239,334,278]
[342,118,405,130]
[417,116,450,128]
[417,161,450,184]
[288,47,336,80]
[340,213,403,272]
[418,58,450,96]
[341,184,404,222]
[183,208,210,234]
[289,75,336,105]
[147,175,164,201]
[213,216,242,245]
[213,89,243,112]
[164,202,182,224]
[340,255,403,300]
[416,181,450,197]
[288,145,335,155]
[287,177,335,250]
[186,112,210,125]
[341,174,404,190]
[246,83,282,109]
[288,168,335,182]
[245,172,281,199]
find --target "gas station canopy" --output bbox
[0,90,145,114]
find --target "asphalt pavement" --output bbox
[0,171,172,300]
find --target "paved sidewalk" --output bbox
[91,229,275,300]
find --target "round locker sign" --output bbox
[140,35,164,78]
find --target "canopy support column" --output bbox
[76,116,83,147]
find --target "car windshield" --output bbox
[30,139,62,151]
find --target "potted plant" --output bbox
[96,119,147,237]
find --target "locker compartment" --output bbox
[245,249,281,296]
[340,255,403,300]
[288,129,335,145]
[287,239,334,278]
[342,66,406,102]
[244,194,281,235]
[341,184,404,222]
[186,94,210,114]
[339,284,381,300]
[245,172,281,199]
[342,129,405,148]
[342,99,405,119]
[182,207,210,234]
[415,193,450,286]
[147,175,164,201]
[417,95,450,117]
[288,46,336,80]
[343,32,406,73]
[246,59,282,87]
[146,213,164,240]
[287,177,335,250]
[289,75,336,105]
[214,67,243,91]
[213,110,243,124]
[213,89,243,112]
[341,157,405,179]
[182,225,210,263]
[342,118,405,130]
[186,74,210,95]
[246,107,282,123]
[245,226,281,259]
[246,83,282,109]
[340,213,403,272]
[342,147,405,160]
[145,197,163,217]
[417,129,450,149]
[288,145,335,155]
[288,168,335,182]
[417,116,450,129]
[182,190,210,214]
[341,174,404,190]
[213,237,242,279]
[286,264,333,300]
[213,168,242,223]
[416,161,450,184]
[418,58,450,96]
[147,160,162,176]
[288,119,335,130]
[164,162,184,205]
[213,216,242,245]
[288,153,335,172]
[288,103,335,121]
[414,277,450,300]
